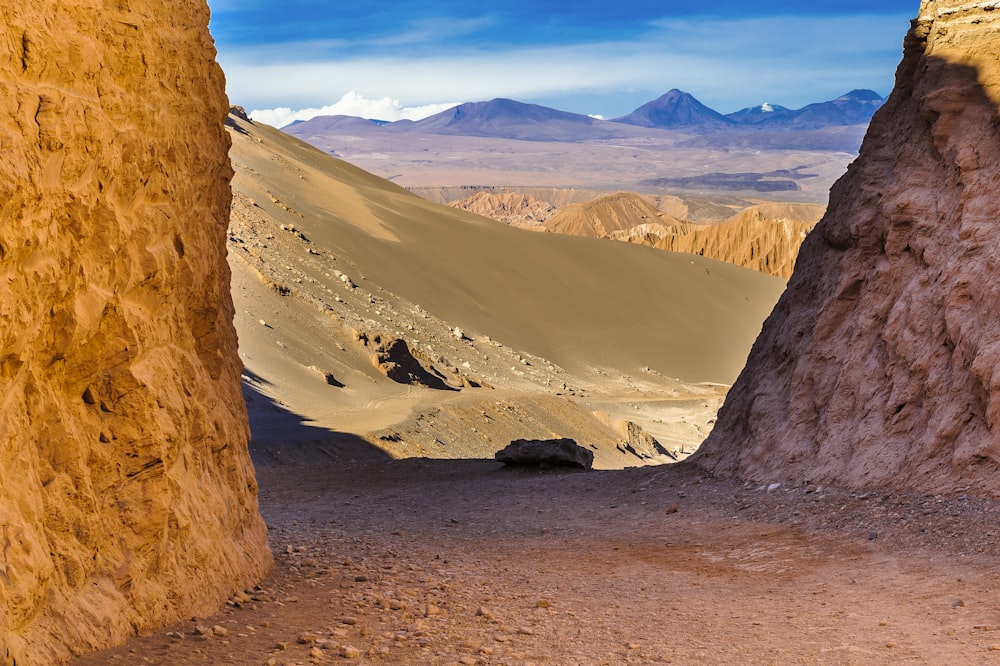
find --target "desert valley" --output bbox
[6,0,1000,665]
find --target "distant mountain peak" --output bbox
[612,89,730,129]
[838,89,884,102]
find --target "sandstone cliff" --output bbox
[649,203,823,279]
[694,1,1000,496]
[543,192,686,238]
[448,191,556,230]
[545,194,821,279]
[1,3,270,664]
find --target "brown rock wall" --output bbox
[694,1,1000,496]
[0,3,270,663]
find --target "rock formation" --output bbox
[495,438,595,469]
[544,192,687,238]
[648,203,823,279]
[1,3,271,664]
[448,191,556,230]
[694,1,1000,496]
[545,194,822,279]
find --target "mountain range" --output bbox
[285,89,885,143]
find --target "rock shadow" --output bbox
[241,370,391,467]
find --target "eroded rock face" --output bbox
[694,1,1000,496]
[0,3,271,663]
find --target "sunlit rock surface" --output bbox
[0,3,270,663]
[695,1,1000,496]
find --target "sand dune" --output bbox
[226,114,785,466]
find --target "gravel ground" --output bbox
[72,459,1000,665]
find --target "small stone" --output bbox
[459,657,478,665]
[425,603,441,616]
[535,599,550,608]
[767,483,781,492]
[340,645,361,659]
[388,599,407,610]
[953,598,966,608]
[310,646,324,659]
[298,632,319,644]
[517,627,535,636]
[194,624,212,637]
[339,616,359,625]
[212,625,228,637]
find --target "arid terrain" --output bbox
[222,113,784,465]
[69,96,1000,665]
[18,0,1000,664]
[72,460,1000,665]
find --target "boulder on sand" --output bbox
[495,438,595,469]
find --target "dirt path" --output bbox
[73,460,1000,665]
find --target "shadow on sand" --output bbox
[241,370,392,467]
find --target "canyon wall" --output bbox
[694,0,1000,496]
[0,2,271,663]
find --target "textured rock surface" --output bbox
[496,439,595,469]
[545,194,821,279]
[0,3,271,664]
[544,192,686,238]
[448,191,556,230]
[694,1,1000,496]
[649,203,823,279]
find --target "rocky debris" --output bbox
[0,3,270,664]
[70,459,1000,665]
[694,0,1000,497]
[495,438,595,469]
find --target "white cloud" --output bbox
[248,91,461,128]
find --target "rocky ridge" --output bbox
[694,0,1000,496]
[1,4,270,664]
[447,191,556,230]
[539,194,823,279]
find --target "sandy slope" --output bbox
[224,115,785,466]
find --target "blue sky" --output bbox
[207,0,917,126]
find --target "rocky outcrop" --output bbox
[495,438,595,469]
[694,1,1000,496]
[650,203,824,279]
[448,191,555,230]
[544,192,686,238]
[548,195,822,279]
[1,3,270,664]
